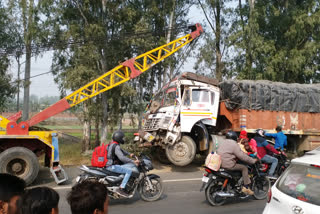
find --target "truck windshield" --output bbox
[276,163,320,206]
[163,87,177,107]
[153,92,164,104]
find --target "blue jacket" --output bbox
[265,131,287,150]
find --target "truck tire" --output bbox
[0,147,39,185]
[165,136,196,166]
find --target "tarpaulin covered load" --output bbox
[219,80,320,113]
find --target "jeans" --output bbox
[261,154,278,176]
[106,165,132,189]
[122,163,139,174]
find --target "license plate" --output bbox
[147,135,155,141]
[202,176,209,183]
[144,133,155,142]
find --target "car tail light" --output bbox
[267,189,272,203]
[311,164,320,168]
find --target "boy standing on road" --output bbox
[67,181,109,214]
[19,187,59,214]
[0,173,26,214]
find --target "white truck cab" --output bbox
[136,72,220,166]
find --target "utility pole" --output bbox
[163,1,176,86]
[16,56,21,112]
[16,55,24,112]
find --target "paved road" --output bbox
[31,165,267,214]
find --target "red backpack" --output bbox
[91,142,117,167]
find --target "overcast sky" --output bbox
[9,5,206,98]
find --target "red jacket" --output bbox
[254,136,279,158]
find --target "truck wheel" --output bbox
[0,147,40,185]
[165,136,196,166]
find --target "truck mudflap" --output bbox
[50,133,68,184]
[50,164,68,184]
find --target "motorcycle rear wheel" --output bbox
[252,176,270,200]
[139,177,164,202]
[205,182,226,206]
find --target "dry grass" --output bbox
[58,131,140,166]
[59,143,92,166]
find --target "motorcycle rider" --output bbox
[254,129,280,180]
[217,131,257,195]
[106,130,139,197]
[264,126,287,151]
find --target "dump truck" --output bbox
[135,72,320,166]
[0,24,203,185]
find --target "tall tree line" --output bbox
[196,0,320,83]
[46,0,190,151]
[1,0,320,152]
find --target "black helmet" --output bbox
[256,129,265,137]
[226,131,238,141]
[112,130,125,144]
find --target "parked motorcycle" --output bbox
[200,162,270,206]
[76,154,164,201]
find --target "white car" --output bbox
[263,147,320,214]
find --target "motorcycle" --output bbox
[76,154,164,202]
[260,151,290,182]
[200,162,270,206]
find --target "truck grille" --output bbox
[164,117,171,124]
[144,118,161,130]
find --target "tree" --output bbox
[7,0,51,120]
[197,0,320,83]
[231,0,320,83]
[0,2,18,112]
[48,0,146,151]
[48,0,192,152]
[255,0,320,83]
[194,0,233,80]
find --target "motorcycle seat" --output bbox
[87,166,140,177]
[86,166,121,176]
[219,168,242,177]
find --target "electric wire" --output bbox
[1,25,199,93]
[0,25,189,57]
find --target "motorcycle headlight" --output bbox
[143,159,154,170]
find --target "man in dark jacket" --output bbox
[217,131,257,195]
[254,129,280,180]
[106,130,139,197]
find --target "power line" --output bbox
[0,25,189,57]
[1,24,198,90]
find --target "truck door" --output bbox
[180,87,213,132]
[209,89,220,127]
